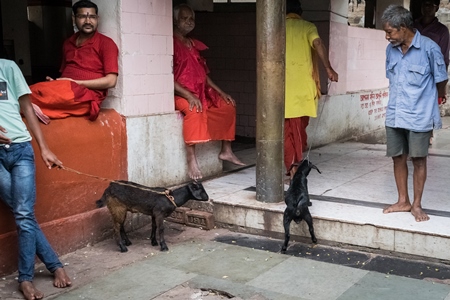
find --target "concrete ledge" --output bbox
[212,196,450,262]
[126,112,222,186]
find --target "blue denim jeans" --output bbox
[0,142,62,282]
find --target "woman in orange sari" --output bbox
[173,4,245,180]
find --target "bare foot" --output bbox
[187,157,202,180]
[383,202,411,214]
[411,206,430,222]
[219,152,245,166]
[19,281,44,300]
[53,268,71,288]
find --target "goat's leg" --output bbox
[304,212,317,243]
[112,219,128,252]
[281,210,292,254]
[150,215,158,246]
[109,202,129,252]
[112,221,128,252]
[154,215,168,251]
[120,224,132,246]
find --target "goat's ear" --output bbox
[192,181,202,189]
[312,164,321,174]
[189,182,200,193]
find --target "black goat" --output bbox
[281,159,321,254]
[96,180,209,252]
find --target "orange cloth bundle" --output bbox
[29,80,102,121]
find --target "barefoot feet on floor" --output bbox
[219,152,245,166]
[187,158,203,180]
[53,268,71,288]
[411,206,430,222]
[19,281,44,300]
[383,202,412,214]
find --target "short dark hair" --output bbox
[72,0,98,16]
[286,0,303,15]
[421,0,440,6]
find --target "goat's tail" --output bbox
[96,193,107,208]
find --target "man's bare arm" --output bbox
[56,73,118,90]
[206,76,235,106]
[175,81,203,112]
[312,38,339,82]
[19,94,62,169]
[437,80,448,100]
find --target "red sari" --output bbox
[173,36,236,145]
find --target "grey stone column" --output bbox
[255,0,285,203]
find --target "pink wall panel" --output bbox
[346,26,388,92]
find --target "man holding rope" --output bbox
[0,58,71,300]
[284,0,339,177]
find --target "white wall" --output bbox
[86,0,221,185]
[78,0,394,185]
[313,0,390,144]
[309,89,389,146]
[346,26,389,92]
[126,113,222,186]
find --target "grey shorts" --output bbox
[386,127,432,158]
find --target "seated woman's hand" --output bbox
[187,95,203,112]
[220,92,236,106]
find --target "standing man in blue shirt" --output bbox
[381,5,447,222]
[0,58,72,299]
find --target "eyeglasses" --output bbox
[75,14,99,21]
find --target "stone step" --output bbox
[212,194,450,261]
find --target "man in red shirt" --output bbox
[30,0,119,122]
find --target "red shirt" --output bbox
[173,36,210,106]
[414,17,450,67]
[61,31,119,102]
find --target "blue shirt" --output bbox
[385,30,447,131]
[0,59,32,144]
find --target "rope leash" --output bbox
[57,166,177,207]
[303,80,332,162]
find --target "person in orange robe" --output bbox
[30,0,118,123]
[173,4,245,180]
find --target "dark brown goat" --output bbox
[96,180,209,252]
[281,159,321,254]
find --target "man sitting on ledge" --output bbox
[173,4,245,180]
[30,0,119,122]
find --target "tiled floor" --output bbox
[207,117,450,260]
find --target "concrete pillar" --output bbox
[255,1,285,203]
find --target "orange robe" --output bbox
[29,81,95,120]
[173,36,236,145]
[30,31,119,121]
